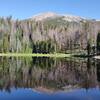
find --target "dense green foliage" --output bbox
[32,40,55,53]
[97,32,100,54]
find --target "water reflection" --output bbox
[0,57,99,94]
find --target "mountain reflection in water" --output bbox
[0,57,100,100]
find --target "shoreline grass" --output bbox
[0,53,72,58]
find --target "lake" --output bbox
[0,57,100,100]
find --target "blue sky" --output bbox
[0,0,100,19]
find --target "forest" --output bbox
[0,16,100,55]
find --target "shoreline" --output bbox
[0,53,72,58]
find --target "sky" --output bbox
[0,0,100,19]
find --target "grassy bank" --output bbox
[0,53,72,58]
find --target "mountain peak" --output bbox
[32,12,59,21]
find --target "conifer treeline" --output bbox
[0,16,96,53]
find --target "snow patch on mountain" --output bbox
[63,14,83,22]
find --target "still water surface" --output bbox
[0,57,100,100]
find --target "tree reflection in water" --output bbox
[0,57,99,93]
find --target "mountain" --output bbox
[0,12,100,54]
[31,12,84,22]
